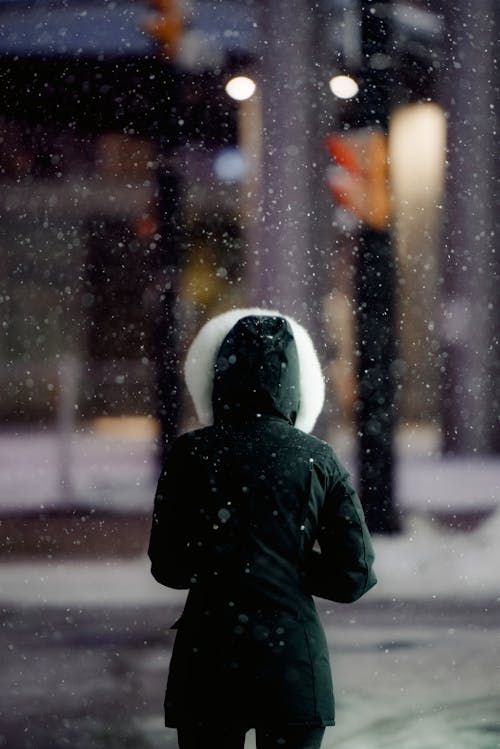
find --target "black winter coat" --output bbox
[148,314,376,728]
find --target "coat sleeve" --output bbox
[305,457,377,603]
[148,436,197,589]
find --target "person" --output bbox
[148,308,377,749]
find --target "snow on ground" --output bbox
[1,510,500,607]
[1,426,499,515]
[1,425,499,607]
[0,428,157,512]
[372,508,500,600]
[0,557,185,607]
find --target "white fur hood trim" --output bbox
[184,308,325,434]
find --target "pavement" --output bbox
[1,423,499,748]
[1,598,499,749]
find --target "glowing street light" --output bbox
[225,75,257,101]
[329,74,359,100]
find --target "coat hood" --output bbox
[184,308,325,433]
[212,314,300,425]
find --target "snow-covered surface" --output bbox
[372,510,500,600]
[1,425,499,607]
[0,427,498,514]
[0,558,184,607]
[1,510,500,606]
[0,429,158,512]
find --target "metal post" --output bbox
[238,87,263,306]
[355,0,400,533]
[238,1,335,438]
[246,0,316,322]
[356,227,398,532]
[152,164,182,464]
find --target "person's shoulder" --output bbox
[292,427,331,454]
[177,425,213,441]
[286,428,331,465]
[292,428,349,478]
[170,426,215,450]
[159,428,214,471]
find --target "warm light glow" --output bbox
[329,74,359,99]
[90,416,159,441]
[225,75,256,101]
[389,102,446,202]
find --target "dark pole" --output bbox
[356,227,398,533]
[152,164,182,464]
[147,47,184,464]
[356,0,400,533]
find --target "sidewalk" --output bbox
[1,499,500,605]
[1,584,498,749]
[1,427,498,749]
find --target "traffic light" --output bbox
[326,128,391,230]
[144,0,184,59]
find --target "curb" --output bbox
[0,509,150,559]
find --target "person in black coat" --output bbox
[148,308,377,749]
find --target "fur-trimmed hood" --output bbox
[184,308,325,433]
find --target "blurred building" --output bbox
[0,0,498,457]
[0,0,246,432]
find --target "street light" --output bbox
[329,74,359,99]
[225,75,257,101]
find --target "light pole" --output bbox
[224,74,263,307]
[327,0,400,533]
[236,0,320,323]
[144,0,185,462]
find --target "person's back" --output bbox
[148,310,377,747]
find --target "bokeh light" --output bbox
[225,75,257,101]
[328,74,359,99]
